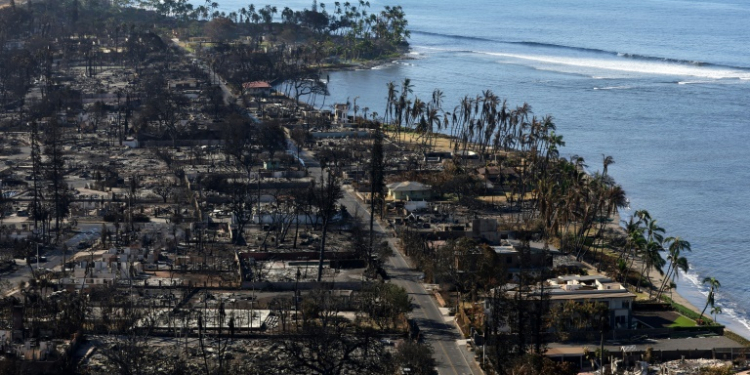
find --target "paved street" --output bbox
[3,251,63,295]
[338,185,482,375]
[2,226,98,296]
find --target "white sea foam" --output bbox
[682,269,705,292]
[677,269,750,336]
[678,80,716,85]
[594,86,633,90]
[481,51,750,79]
[720,307,750,331]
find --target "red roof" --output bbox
[242,81,272,89]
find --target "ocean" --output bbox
[202,0,750,338]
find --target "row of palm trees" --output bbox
[618,210,690,299]
[377,81,628,253]
[617,209,722,323]
[381,79,565,163]
[374,80,723,322]
[143,0,410,58]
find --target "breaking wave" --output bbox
[413,30,750,78]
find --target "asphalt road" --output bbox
[2,226,99,296]
[336,182,482,375]
[3,250,63,294]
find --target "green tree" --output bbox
[204,16,235,41]
[393,341,436,375]
[711,305,722,324]
[699,276,720,323]
[657,237,691,300]
[642,240,666,299]
[360,282,412,330]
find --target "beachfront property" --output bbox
[547,275,636,330]
[386,181,433,201]
[486,275,635,332]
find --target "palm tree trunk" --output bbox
[656,263,674,300]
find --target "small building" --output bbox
[386,181,432,201]
[242,81,273,96]
[122,137,139,148]
[334,103,348,123]
[263,160,280,170]
[476,166,501,182]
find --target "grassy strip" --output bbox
[669,316,697,328]
[661,296,704,320]
[660,295,716,324]
[724,330,750,347]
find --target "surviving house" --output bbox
[386,181,432,201]
[334,103,349,123]
[242,81,273,96]
[545,275,635,330]
[485,275,635,334]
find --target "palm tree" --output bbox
[239,7,247,23]
[622,215,645,283]
[657,236,691,300]
[711,305,722,324]
[384,81,398,125]
[210,2,219,19]
[602,154,615,177]
[641,240,665,298]
[699,276,720,323]
[396,78,413,143]
[630,210,665,296]
[196,5,208,20]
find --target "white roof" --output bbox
[387,181,431,192]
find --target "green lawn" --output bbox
[668,316,697,328]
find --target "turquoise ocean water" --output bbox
[202,0,750,338]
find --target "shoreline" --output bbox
[377,123,748,342]
[317,48,750,343]
[318,50,415,72]
[602,212,750,341]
